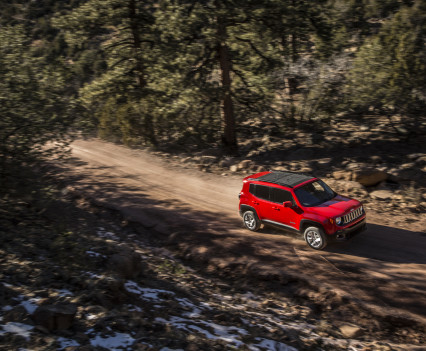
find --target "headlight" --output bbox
[335,217,342,225]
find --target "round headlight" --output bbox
[335,217,342,225]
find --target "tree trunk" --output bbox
[217,19,238,155]
[128,0,157,146]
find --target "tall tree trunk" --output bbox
[128,0,157,146]
[217,19,238,155]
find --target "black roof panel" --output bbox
[255,171,315,188]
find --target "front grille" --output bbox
[343,207,363,224]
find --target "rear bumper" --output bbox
[329,218,367,241]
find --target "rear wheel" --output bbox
[242,210,261,231]
[304,226,327,250]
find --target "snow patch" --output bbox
[86,250,106,258]
[13,296,41,314]
[90,332,135,350]
[57,337,80,349]
[0,322,34,341]
[176,297,202,318]
[155,316,248,348]
[84,271,105,279]
[124,281,175,301]
[54,288,74,297]
[250,338,298,351]
[127,304,143,312]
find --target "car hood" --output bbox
[306,195,361,218]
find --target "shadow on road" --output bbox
[325,223,426,264]
[53,158,426,321]
[260,223,426,264]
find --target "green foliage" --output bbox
[0,25,74,173]
[1,0,424,157]
[53,0,159,146]
[346,1,426,114]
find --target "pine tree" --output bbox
[53,0,159,146]
[0,25,74,174]
[346,1,426,115]
[154,0,285,154]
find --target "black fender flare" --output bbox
[299,219,325,233]
[239,204,258,218]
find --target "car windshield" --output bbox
[294,180,336,207]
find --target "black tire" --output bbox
[242,210,261,231]
[304,226,327,250]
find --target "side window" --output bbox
[249,183,255,194]
[254,185,270,201]
[270,188,293,204]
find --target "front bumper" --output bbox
[329,218,367,241]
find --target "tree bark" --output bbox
[217,19,238,155]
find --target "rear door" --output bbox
[249,184,273,220]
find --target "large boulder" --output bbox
[352,169,388,186]
[32,304,77,331]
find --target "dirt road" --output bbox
[64,139,426,324]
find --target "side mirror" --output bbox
[283,201,293,208]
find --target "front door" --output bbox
[268,188,298,230]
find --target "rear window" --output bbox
[249,184,293,204]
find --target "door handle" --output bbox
[253,202,260,205]
[272,206,280,211]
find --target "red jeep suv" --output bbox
[238,171,367,249]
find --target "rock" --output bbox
[346,162,361,170]
[229,165,238,173]
[395,168,424,182]
[352,169,388,186]
[255,165,267,173]
[395,126,409,135]
[108,250,143,279]
[339,180,368,196]
[300,166,313,173]
[199,156,216,165]
[339,324,363,339]
[316,158,332,168]
[121,207,156,228]
[415,156,426,166]
[32,304,77,331]
[370,190,394,201]
[408,153,424,160]
[238,159,254,170]
[370,155,382,163]
[219,157,235,168]
[332,170,352,181]
[3,305,31,323]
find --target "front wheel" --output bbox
[304,226,327,250]
[242,210,261,231]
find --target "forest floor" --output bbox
[1,115,425,351]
